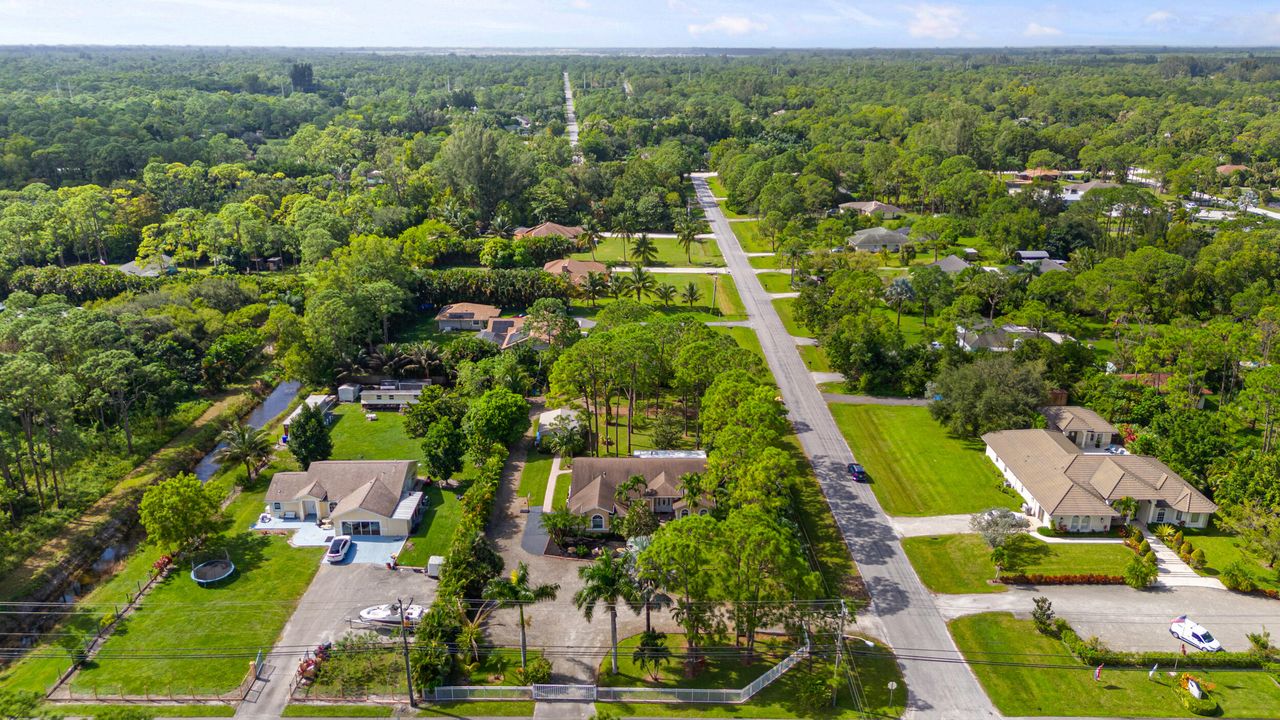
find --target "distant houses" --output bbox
[1062,180,1119,203]
[435,303,501,332]
[845,226,912,253]
[477,316,548,351]
[515,221,585,239]
[119,254,176,277]
[544,258,609,287]
[932,254,971,274]
[956,323,1074,352]
[838,200,905,219]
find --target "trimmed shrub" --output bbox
[998,573,1124,586]
[1189,548,1206,569]
[515,656,553,684]
[1138,539,1151,555]
[1123,554,1158,589]
[1222,560,1259,593]
[1172,683,1218,716]
[1143,550,1158,566]
[1180,541,1193,557]
[1172,530,1185,549]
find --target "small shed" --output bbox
[338,383,362,403]
[426,556,445,578]
[283,394,336,434]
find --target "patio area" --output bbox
[252,512,407,564]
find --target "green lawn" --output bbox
[53,705,236,718]
[599,634,899,718]
[420,701,536,717]
[714,326,764,361]
[73,487,325,695]
[329,404,423,462]
[950,613,1280,718]
[787,435,862,598]
[871,306,931,346]
[706,175,728,197]
[717,201,752,220]
[756,272,793,293]
[772,297,811,338]
[572,272,745,324]
[517,450,553,504]
[1183,524,1280,591]
[799,345,832,373]
[902,534,1135,594]
[731,220,773,253]
[571,235,723,267]
[829,405,1019,516]
[748,254,782,269]
[396,485,464,567]
[553,470,571,510]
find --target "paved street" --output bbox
[692,173,999,719]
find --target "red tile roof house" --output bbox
[514,221,585,239]
[982,407,1216,533]
[543,258,609,287]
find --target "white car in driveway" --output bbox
[325,535,352,564]
[1169,616,1222,652]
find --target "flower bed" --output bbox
[998,573,1125,586]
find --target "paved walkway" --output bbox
[891,514,975,537]
[707,319,753,328]
[769,291,800,299]
[693,172,998,718]
[541,454,567,512]
[793,335,818,346]
[1138,526,1226,589]
[743,251,774,257]
[823,393,929,406]
[810,371,844,384]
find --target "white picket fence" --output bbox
[430,638,810,705]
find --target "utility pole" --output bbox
[397,597,417,707]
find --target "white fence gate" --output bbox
[533,684,598,701]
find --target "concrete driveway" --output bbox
[234,563,436,719]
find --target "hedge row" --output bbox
[998,573,1125,586]
[435,445,508,602]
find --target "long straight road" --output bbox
[691,173,998,718]
[562,71,581,164]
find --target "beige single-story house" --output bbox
[265,460,424,537]
[1040,406,1119,450]
[1062,180,1119,203]
[544,258,609,287]
[846,226,912,253]
[567,457,710,532]
[983,429,1216,533]
[477,316,549,351]
[838,200,904,219]
[435,303,501,332]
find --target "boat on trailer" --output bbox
[358,603,426,626]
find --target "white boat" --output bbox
[358,603,426,626]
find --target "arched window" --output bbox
[698,509,708,516]
[679,509,689,518]
[591,514,604,530]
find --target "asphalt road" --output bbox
[692,173,998,719]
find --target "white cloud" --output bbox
[568,0,590,8]
[906,4,965,40]
[1144,10,1176,27]
[1024,22,1062,37]
[800,0,887,28]
[687,15,767,36]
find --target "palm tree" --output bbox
[581,217,602,262]
[611,273,634,300]
[653,283,677,307]
[632,233,659,267]
[612,214,634,262]
[627,265,656,301]
[573,552,642,675]
[883,277,915,328]
[583,271,609,307]
[680,281,702,308]
[482,562,560,668]
[675,216,707,263]
[454,598,496,668]
[215,422,272,483]
[636,579,671,634]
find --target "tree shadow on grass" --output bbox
[1002,534,1052,573]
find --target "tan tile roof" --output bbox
[566,457,707,516]
[265,461,417,519]
[1041,406,1118,435]
[435,303,501,321]
[544,259,609,285]
[983,429,1216,516]
[517,221,584,238]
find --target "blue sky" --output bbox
[3,0,1280,47]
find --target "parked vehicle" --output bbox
[325,535,352,563]
[1170,615,1223,652]
[847,463,868,482]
